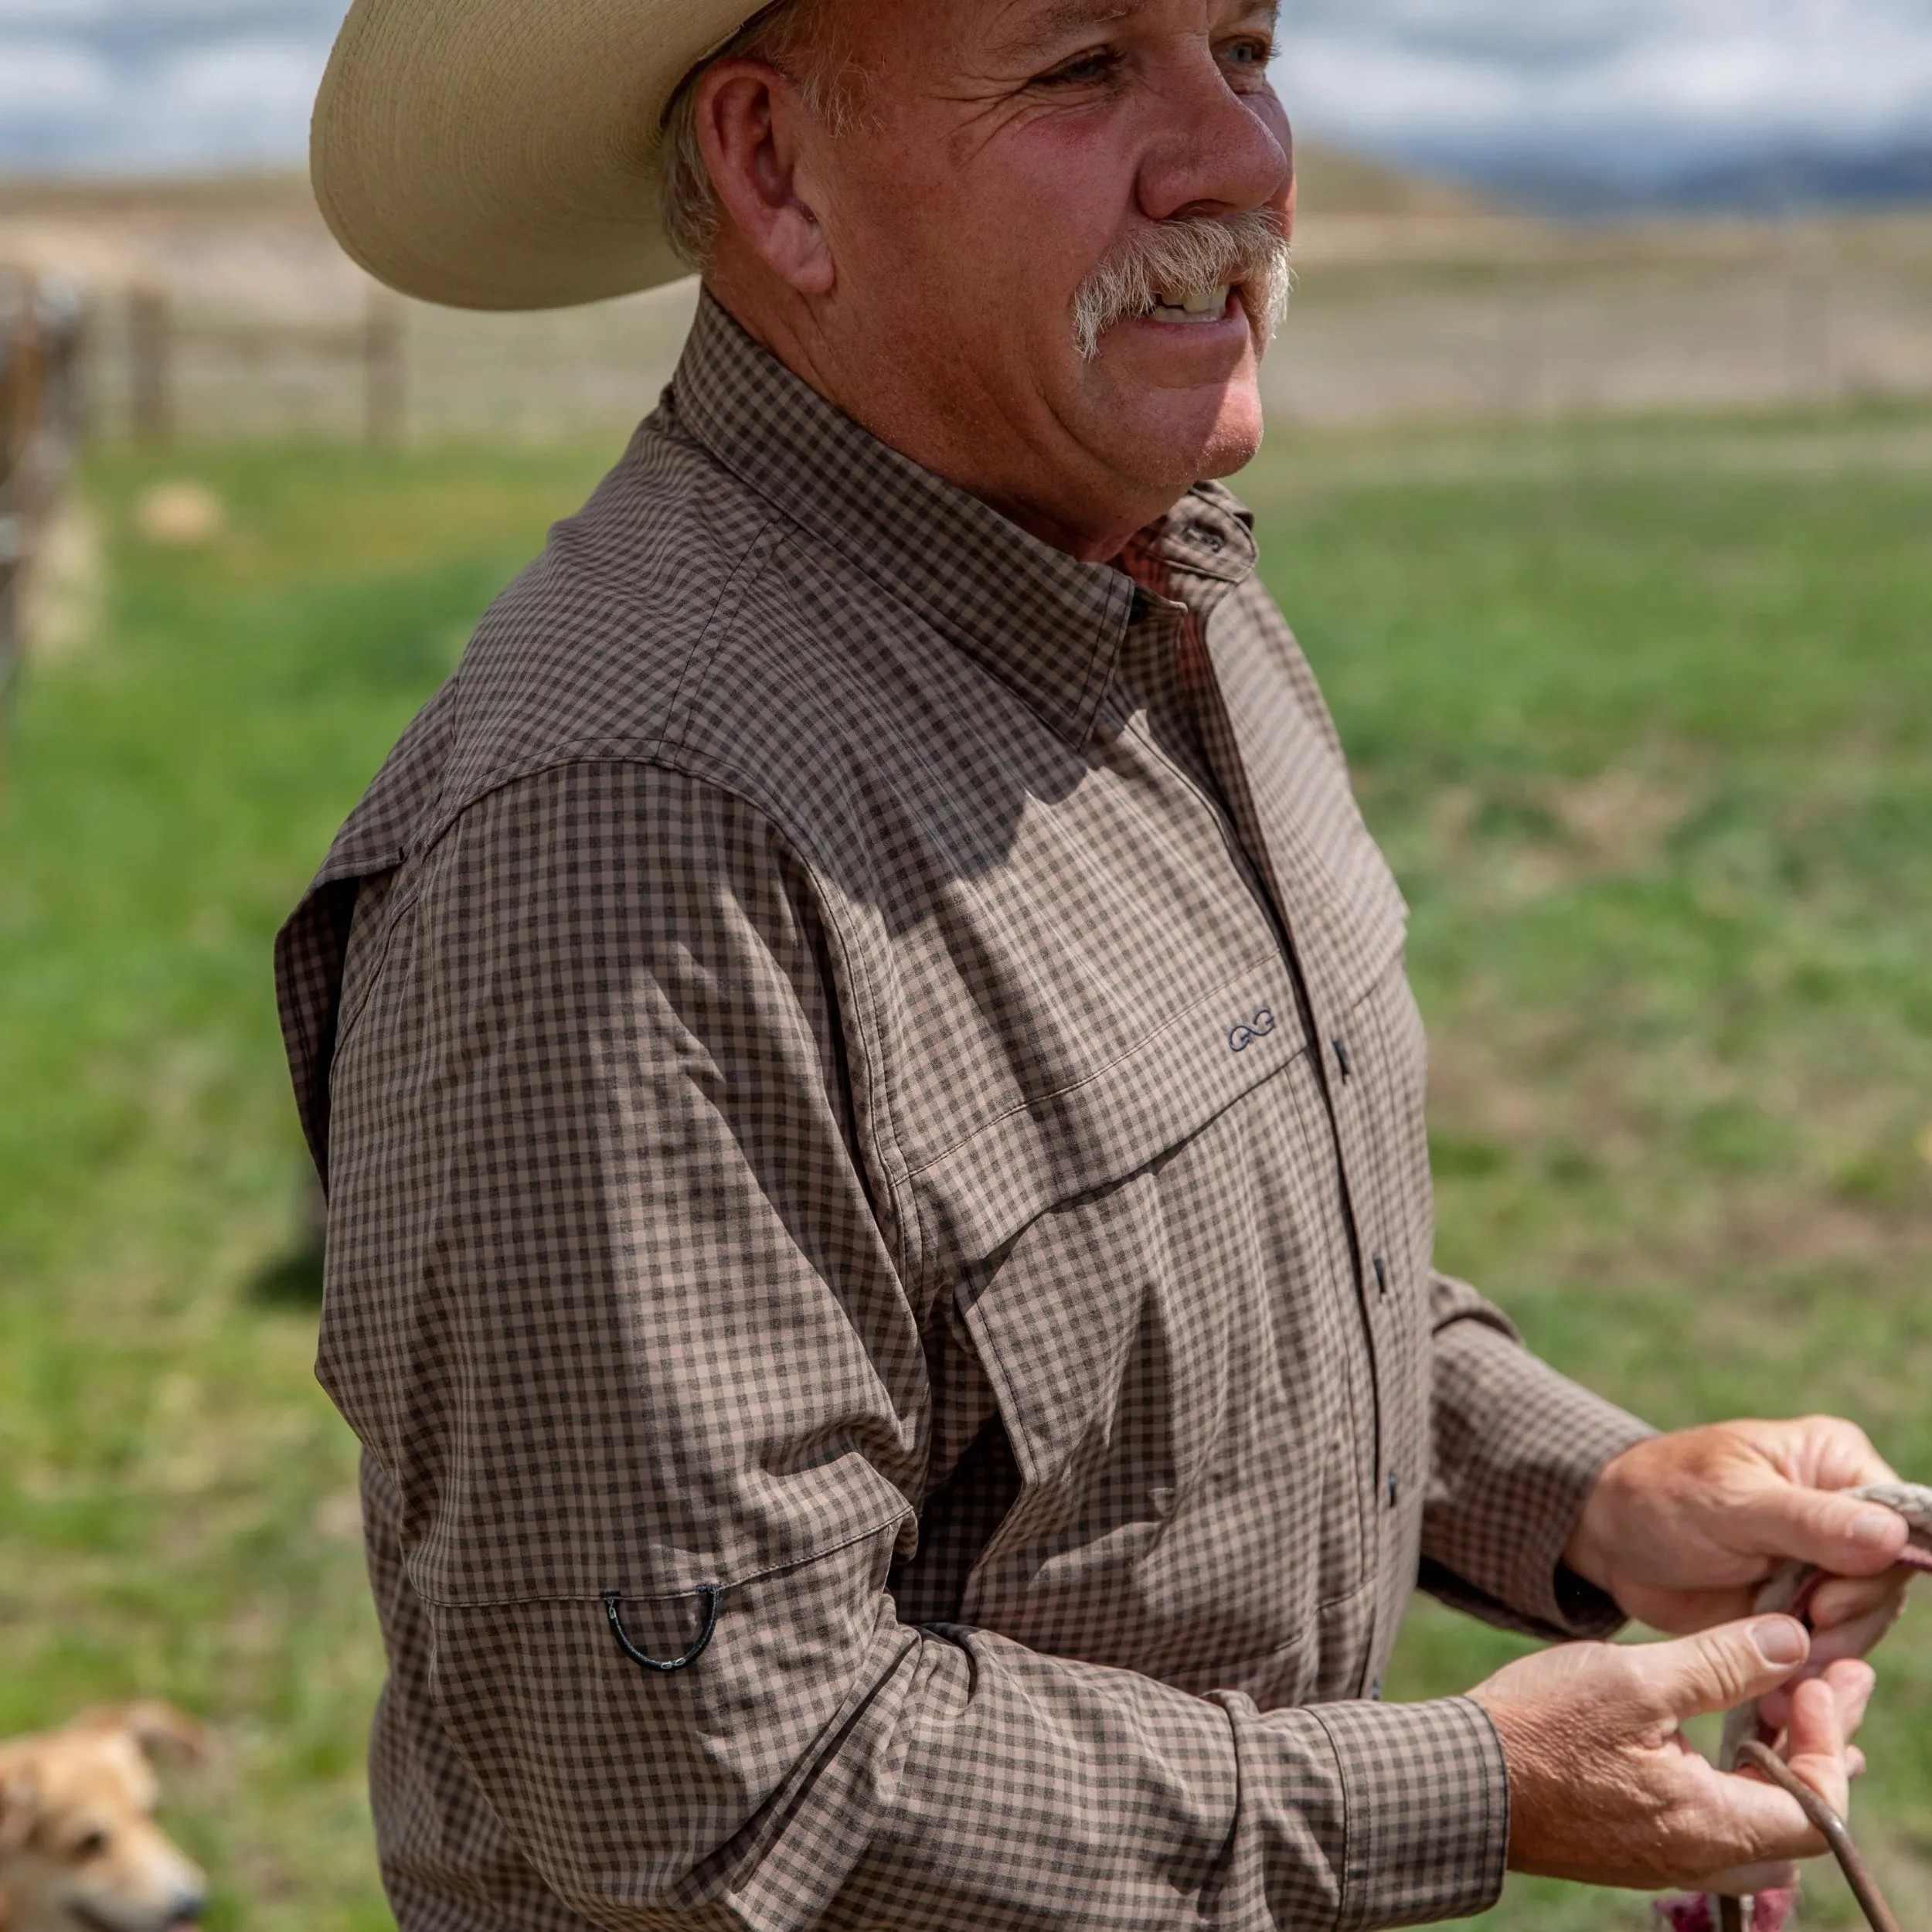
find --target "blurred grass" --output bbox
[2,409,1928,1929]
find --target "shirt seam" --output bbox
[1304,1702,1355,1932]
[407,1508,913,1611]
[349,747,921,1274]
[657,515,789,763]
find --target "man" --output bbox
[280,0,1916,1924]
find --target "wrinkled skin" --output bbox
[1472,1619,1873,1896]
[1475,1417,1910,1895]
[696,0,1294,560]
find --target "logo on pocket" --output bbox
[1229,1009,1277,1053]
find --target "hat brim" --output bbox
[311,0,747,310]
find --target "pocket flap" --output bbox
[906,954,1308,1275]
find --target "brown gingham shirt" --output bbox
[277,294,1652,1932]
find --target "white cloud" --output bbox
[0,9,335,169]
[0,40,117,114]
[1277,0,1932,174]
[0,0,1928,178]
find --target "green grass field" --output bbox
[2,406,1929,1930]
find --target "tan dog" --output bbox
[0,1705,207,1932]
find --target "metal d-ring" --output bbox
[603,1586,722,1674]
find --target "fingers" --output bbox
[1693,1859,1801,1899]
[1692,1859,1802,1899]
[1672,1747,1829,1872]
[1614,1582,1761,1635]
[1473,1631,1842,1892]
[1808,1569,1913,1638]
[1645,1617,1811,1723]
[1735,1415,1899,1493]
[1759,1652,1875,1735]
[1733,1482,1910,1579]
[1780,1672,1855,1815]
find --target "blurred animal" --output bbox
[0,1703,207,1932]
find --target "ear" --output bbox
[692,58,838,295]
[85,1702,209,1769]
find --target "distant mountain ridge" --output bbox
[1430,141,1932,217]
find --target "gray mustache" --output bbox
[1071,209,1291,361]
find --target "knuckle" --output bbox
[1696,1637,1755,1708]
[1598,1648,1652,1709]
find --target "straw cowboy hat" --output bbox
[311,0,758,310]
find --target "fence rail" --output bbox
[47,212,1932,447]
[122,284,406,446]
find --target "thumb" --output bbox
[1645,1617,1811,1723]
[1733,1484,1908,1577]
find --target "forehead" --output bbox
[25,1732,156,1814]
[983,0,1279,59]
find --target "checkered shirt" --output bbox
[277,294,1652,1932]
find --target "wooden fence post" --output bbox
[128,284,172,444]
[5,269,41,488]
[2,269,46,772]
[365,291,405,447]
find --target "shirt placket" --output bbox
[1132,575,1406,1699]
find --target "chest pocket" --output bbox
[894,955,1375,1697]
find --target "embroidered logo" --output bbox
[1228,1009,1277,1053]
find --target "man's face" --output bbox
[795,0,1294,551]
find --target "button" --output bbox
[1386,1470,1400,1508]
[1369,1678,1383,1702]
[1372,1255,1389,1296]
[1187,523,1226,554]
[1332,1035,1353,1080]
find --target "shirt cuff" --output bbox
[1427,1318,1655,1639]
[1310,1695,1510,1930]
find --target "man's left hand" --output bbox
[1564,1418,1914,1725]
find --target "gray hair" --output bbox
[1070,209,1293,362]
[657,0,865,271]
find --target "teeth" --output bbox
[1145,284,1231,321]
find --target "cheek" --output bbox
[918,113,1138,302]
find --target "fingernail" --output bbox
[1849,1509,1898,1552]
[1753,1618,1807,1665]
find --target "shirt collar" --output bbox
[669,291,1258,747]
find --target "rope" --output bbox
[1672,1483,1932,1932]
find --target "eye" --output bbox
[1222,36,1271,70]
[72,1828,111,1860]
[1033,46,1118,87]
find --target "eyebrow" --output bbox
[988,0,1281,64]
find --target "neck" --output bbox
[700,270,1177,565]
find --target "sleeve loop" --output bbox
[603,1587,722,1674]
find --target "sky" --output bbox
[2,0,1930,185]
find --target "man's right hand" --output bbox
[1468,1616,1876,1896]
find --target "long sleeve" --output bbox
[1423,1274,1655,1641]
[317,758,1511,1932]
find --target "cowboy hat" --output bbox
[311,0,753,310]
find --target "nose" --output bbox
[165,1879,208,1924]
[1135,43,1291,225]
[162,1862,206,1924]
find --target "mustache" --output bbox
[1070,209,1292,362]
